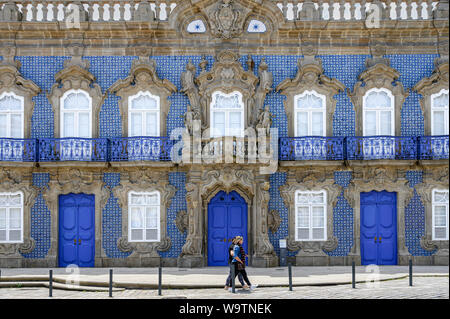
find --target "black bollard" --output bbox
[158,265,162,296]
[49,269,53,297]
[231,264,235,293]
[288,263,293,291]
[352,261,355,289]
[409,259,413,287]
[109,269,113,297]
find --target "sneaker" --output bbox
[224,286,229,290]
[242,285,250,290]
[228,288,233,292]
[250,284,258,291]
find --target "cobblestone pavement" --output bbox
[0,277,448,299]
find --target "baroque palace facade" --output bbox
[0,0,448,268]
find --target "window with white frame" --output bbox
[0,192,23,243]
[363,88,395,136]
[61,90,92,138]
[0,92,24,138]
[295,190,327,241]
[128,191,160,242]
[294,91,326,137]
[210,91,244,137]
[432,189,449,241]
[128,92,160,137]
[431,89,449,136]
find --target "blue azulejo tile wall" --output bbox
[21,173,51,259]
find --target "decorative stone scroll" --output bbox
[204,0,251,39]
[109,56,177,137]
[112,170,176,262]
[175,210,188,233]
[414,58,449,136]
[48,44,104,138]
[349,53,408,136]
[0,45,41,139]
[276,57,345,137]
[181,50,273,135]
[267,210,281,233]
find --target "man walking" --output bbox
[224,237,245,290]
[231,236,258,291]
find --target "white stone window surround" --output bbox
[128,91,161,137]
[210,90,245,138]
[363,88,395,136]
[128,191,161,243]
[294,90,327,137]
[432,189,449,241]
[294,189,327,242]
[0,191,24,244]
[60,89,93,138]
[431,89,449,136]
[0,91,25,139]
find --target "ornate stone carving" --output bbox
[175,210,188,233]
[322,235,339,252]
[48,49,104,138]
[349,56,408,136]
[180,50,273,134]
[420,236,438,252]
[109,56,177,137]
[276,57,345,137]
[205,0,251,39]
[267,210,281,233]
[18,238,36,254]
[0,2,22,22]
[414,58,449,135]
[0,47,41,139]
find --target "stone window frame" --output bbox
[109,57,176,138]
[128,91,161,137]
[209,90,245,137]
[0,60,40,139]
[293,90,327,137]
[48,59,104,138]
[430,89,449,136]
[127,190,161,243]
[414,59,449,136]
[276,57,345,137]
[294,189,328,242]
[0,91,25,138]
[0,191,24,244]
[431,189,449,241]
[349,59,408,137]
[362,87,396,136]
[59,89,93,138]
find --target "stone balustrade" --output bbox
[0,0,447,22]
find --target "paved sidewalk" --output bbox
[0,266,448,289]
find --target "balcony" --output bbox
[0,138,36,162]
[279,137,345,161]
[109,137,174,162]
[418,135,449,160]
[346,136,418,161]
[38,138,108,162]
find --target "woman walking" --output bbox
[232,236,258,291]
[224,237,245,290]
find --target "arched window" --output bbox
[295,190,327,241]
[431,89,449,136]
[247,19,266,33]
[187,19,206,33]
[294,91,326,136]
[128,92,160,137]
[60,90,92,138]
[210,91,244,137]
[0,92,24,138]
[363,88,395,136]
[0,192,23,243]
[128,191,161,242]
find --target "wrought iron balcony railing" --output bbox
[109,136,174,162]
[418,135,449,160]
[346,136,418,160]
[279,137,345,161]
[38,138,109,162]
[0,138,36,162]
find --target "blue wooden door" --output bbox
[208,191,248,266]
[59,194,95,267]
[360,191,397,265]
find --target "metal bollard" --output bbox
[352,261,355,289]
[288,263,293,291]
[231,264,235,293]
[49,269,53,297]
[109,269,113,297]
[158,265,162,296]
[409,259,413,287]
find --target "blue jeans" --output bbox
[225,263,245,287]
